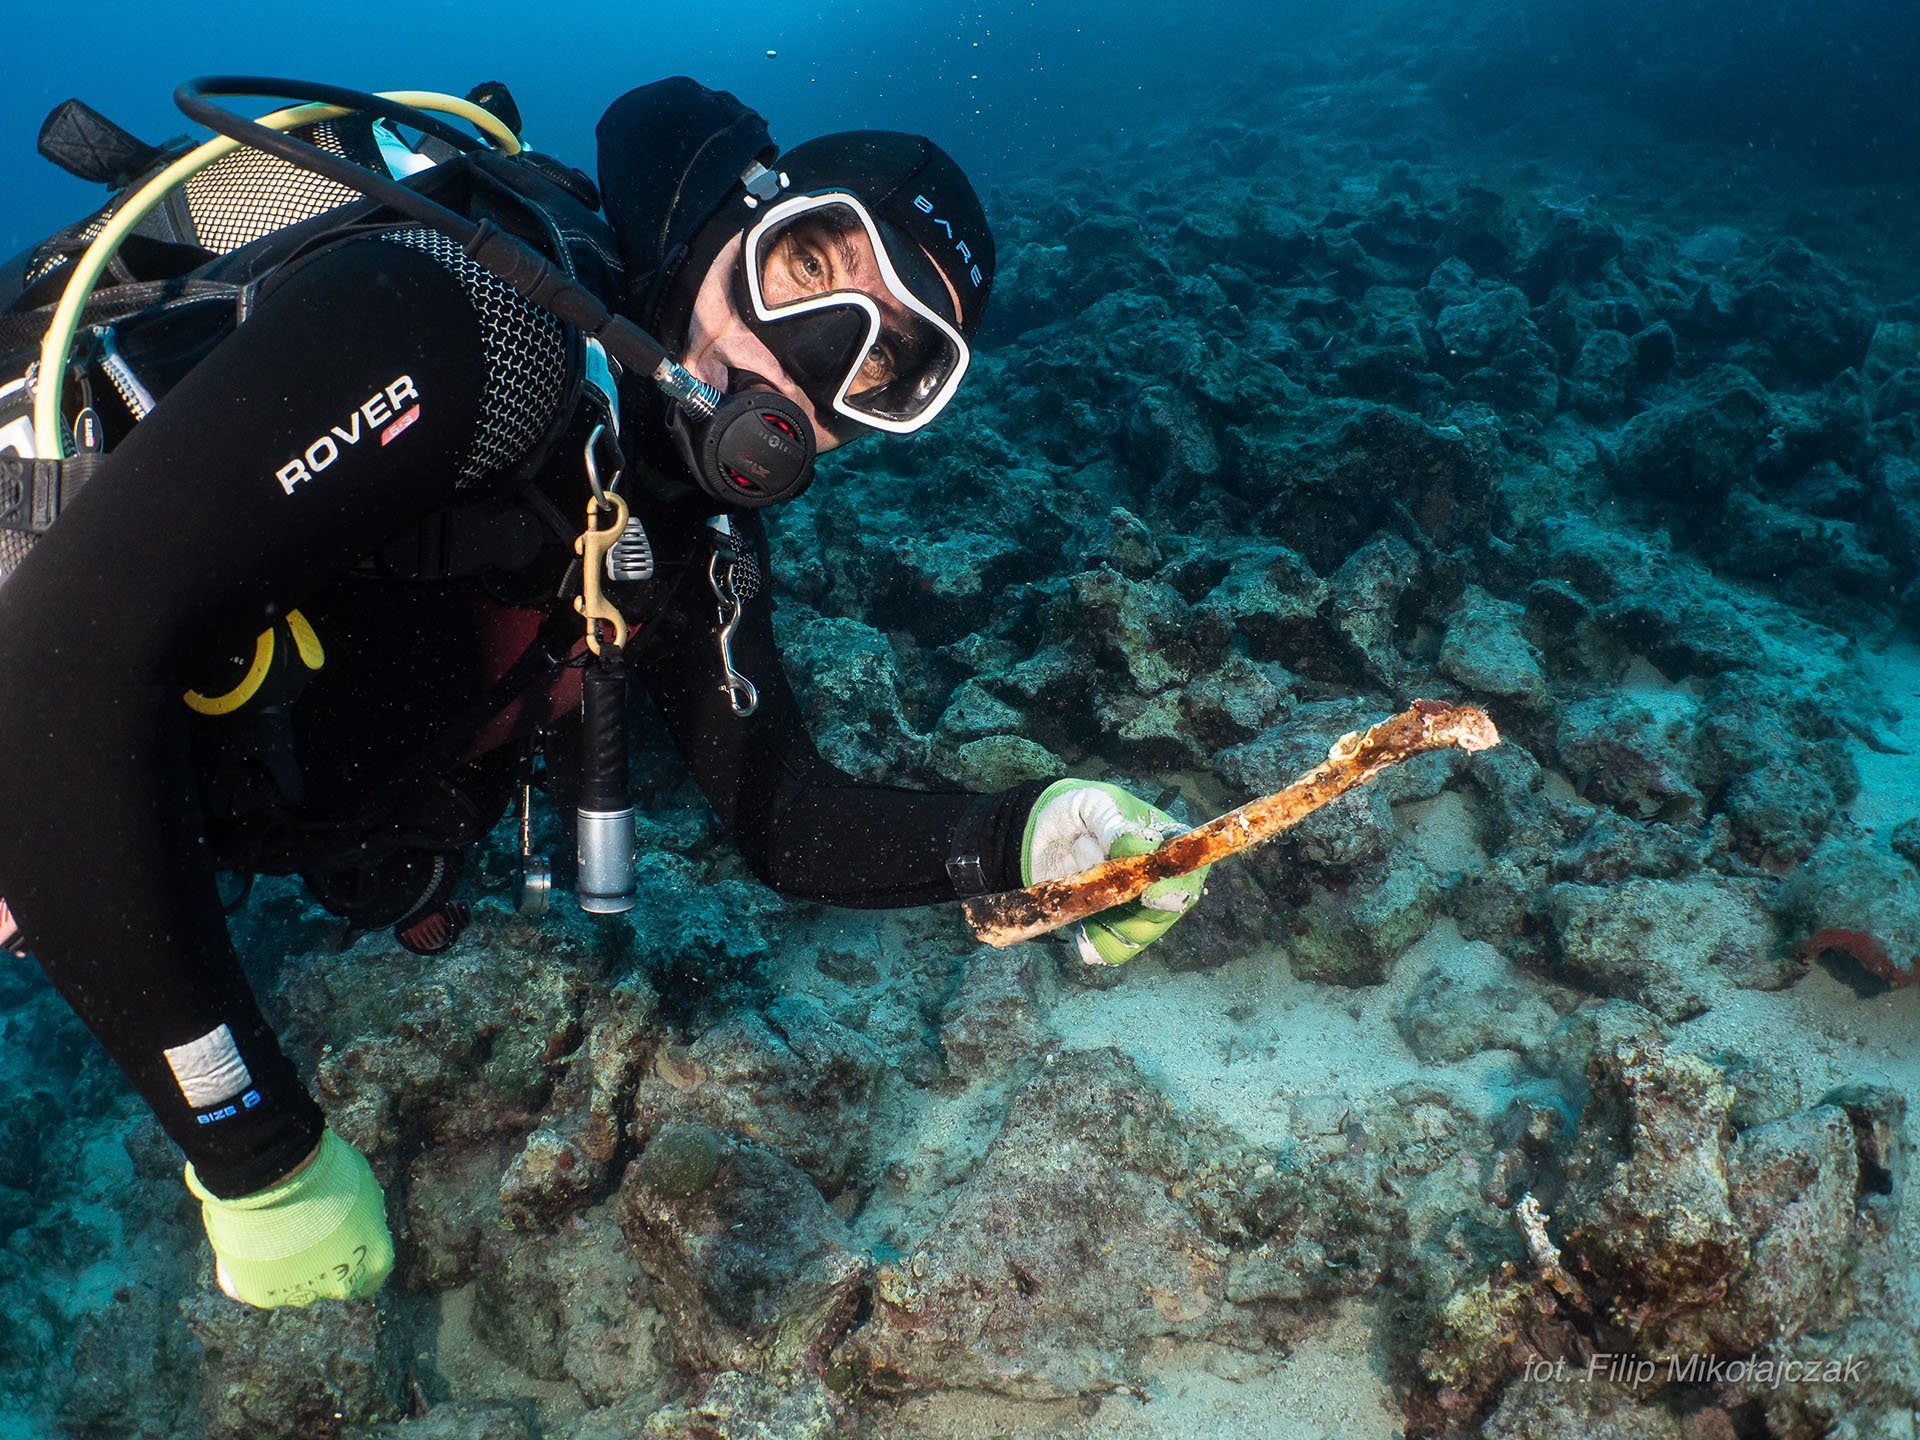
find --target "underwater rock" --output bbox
[183,1290,400,1438]
[1435,284,1534,364]
[1195,544,1329,665]
[1893,817,1920,868]
[1098,685,1210,769]
[868,529,1030,640]
[405,1140,512,1291]
[360,1406,533,1440]
[499,976,658,1230]
[1776,835,1920,987]
[852,1048,1224,1399]
[933,734,1064,791]
[1550,1036,1903,1367]
[1179,651,1293,749]
[1718,488,1896,616]
[1069,565,1217,695]
[626,852,782,988]
[1560,1036,1747,1323]
[1396,955,1563,1063]
[1516,203,1628,302]
[310,931,591,1157]
[1693,669,1857,864]
[1438,584,1549,708]
[471,1207,664,1406]
[637,1369,841,1440]
[57,1279,203,1440]
[1545,875,1785,1020]
[1287,851,1441,987]
[1329,531,1422,686]
[1122,385,1222,492]
[1728,239,1875,385]
[618,1123,868,1374]
[939,948,1055,1083]
[1566,327,1635,418]
[931,678,1030,749]
[1613,364,1774,519]
[768,608,928,781]
[632,995,886,1197]
[1552,692,1702,823]
[1479,1377,1684,1440]
[1083,506,1163,579]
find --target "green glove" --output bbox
[1021,779,1210,965]
[184,1129,394,1308]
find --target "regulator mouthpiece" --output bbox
[678,390,816,510]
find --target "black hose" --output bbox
[172,77,670,378]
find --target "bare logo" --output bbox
[275,375,420,495]
[912,194,984,289]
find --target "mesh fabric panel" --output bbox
[181,124,364,256]
[25,210,114,287]
[380,227,569,487]
[0,524,34,588]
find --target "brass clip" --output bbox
[574,493,630,654]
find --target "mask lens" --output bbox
[743,196,969,432]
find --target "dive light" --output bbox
[574,653,635,914]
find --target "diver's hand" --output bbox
[185,1129,394,1308]
[1021,779,1209,964]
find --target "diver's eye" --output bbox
[854,337,899,392]
[764,231,838,302]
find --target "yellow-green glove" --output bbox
[1021,779,1209,965]
[184,1129,393,1308]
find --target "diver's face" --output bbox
[678,223,961,453]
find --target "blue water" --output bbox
[7,2,1920,1436]
[4,0,1341,258]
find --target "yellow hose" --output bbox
[33,91,521,455]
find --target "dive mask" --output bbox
[734,192,969,435]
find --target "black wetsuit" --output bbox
[0,89,1041,1199]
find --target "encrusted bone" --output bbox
[964,699,1500,948]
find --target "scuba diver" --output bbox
[0,76,1209,1309]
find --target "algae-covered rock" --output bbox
[1069,565,1215,694]
[1776,835,1920,987]
[310,932,592,1156]
[1329,531,1422,685]
[939,948,1056,1082]
[1552,692,1702,822]
[1560,1037,1748,1328]
[1196,544,1330,662]
[934,734,1063,791]
[499,976,659,1230]
[1438,585,1548,707]
[851,1049,1224,1399]
[638,1369,842,1440]
[360,1404,533,1440]
[184,1291,400,1439]
[632,995,885,1196]
[1545,875,1785,1020]
[1397,955,1562,1062]
[1480,1377,1685,1440]
[1288,852,1441,986]
[471,1207,663,1406]
[618,1123,868,1375]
